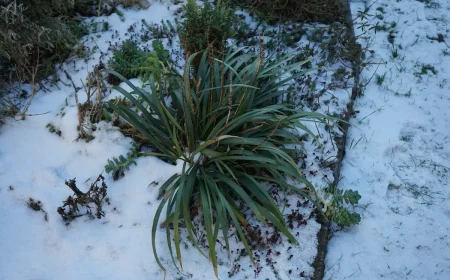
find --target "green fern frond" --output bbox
[324,185,362,226]
[104,143,140,180]
[333,207,361,227]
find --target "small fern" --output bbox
[323,185,361,226]
[333,207,361,227]
[105,143,140,180]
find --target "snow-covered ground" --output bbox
[326,0,450,279]
[6,0,448,279]
[0,1,348,279]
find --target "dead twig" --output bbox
[20,47,40,119]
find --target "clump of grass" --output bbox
[420,64,438,75]
[179,0,235,69]
[376,73,386,85]
[0,0,91,81]
[404,88,412,97]
[389,45,399,59]
[102,21,110,31]
[427,33,447,44]
[0,0,94,121]
[108,48,337,276]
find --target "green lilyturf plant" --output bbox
[107,48,337,277]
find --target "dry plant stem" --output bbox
[98,0,102,16]
[81,74,93,105]
[95,70,102,103]
[252,117,282,151]
[10,67,24,97]
[328,123,336,151]
[75,76,88,139]
[75,92,83,131]
[20,74,36,120]
[64,69,89,139]
[64,70,79,92]
[20,48,40,120]
[23,111,50,117]
[75,71,105,140]
[3,75,20,113]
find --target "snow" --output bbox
[0,1,331,279]
[326,0,450,279]
[7,0,447,278]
